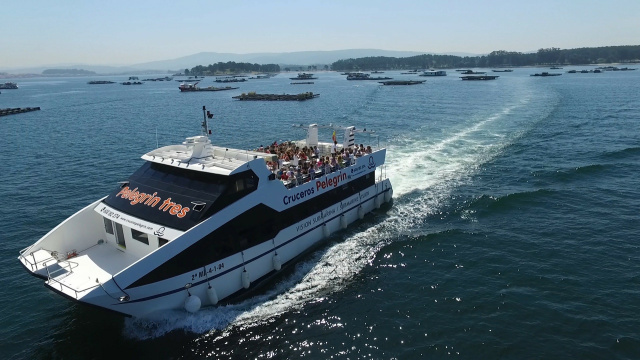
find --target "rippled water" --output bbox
[1,68,639,359]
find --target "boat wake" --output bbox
[124,96,550,340]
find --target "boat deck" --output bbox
[46,243,139,298]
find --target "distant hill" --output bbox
[42,68,96,76]
[128,49,473,71]
[1,49,480,75]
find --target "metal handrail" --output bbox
[46,276,100,300]
[19,247,58,271]
[45,259,99,299]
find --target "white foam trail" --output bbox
[124,99,540,339]
[388,104,518,198]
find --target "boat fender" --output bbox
[272,253,282,271]
[340,214,348,229]
[358,205,365,220]
[385,188,393,202]
[184,294,201,313]
[323,223,331,238]
[375,194,382,209]
[206,285,218,305]
[242,269,250,289]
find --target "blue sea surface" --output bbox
[1,68,639,359]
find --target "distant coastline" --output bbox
[1,45,638,78]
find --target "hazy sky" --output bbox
[2,0,639,69]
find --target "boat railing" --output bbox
[45,259,102,299]
[19,246,59,272]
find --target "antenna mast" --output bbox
[202,106,212,136]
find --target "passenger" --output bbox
[331,141,338,156]
[313,146,319,158]
[298,151,307,162]
[295,168,303,185]
[366,145,373,154]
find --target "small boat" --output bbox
[491,69,513,72]
[18,108,393,317]
[419,70,446,76]
[460,70,486,75]
[179,82,238,92]
[289,73,317,80]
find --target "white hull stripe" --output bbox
[113,188,390,306]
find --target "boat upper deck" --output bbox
[142,135,278,176]
[141,124,382,189]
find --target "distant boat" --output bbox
[419,70,446,77]
[88,81,116,85]
[460,70,486,75]
[289,73,317,80]
[491,69,513,72]
[179,82,238,92]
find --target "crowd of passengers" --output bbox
[255,141,373,187]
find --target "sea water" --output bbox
[1,68,639,359]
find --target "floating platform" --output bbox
[0,107,41,117]
[87,81,115,84]
[460,75,499,80]
[531,72,562,77]
[379,80,425,85]
[180,86,239,92]
[215,78,247,83]
[232,92,319,101]
[291,82,314,85]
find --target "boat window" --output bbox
[158,237,169,247]
[115,223,126,248]
[234,178,245,192]
[103,217,114,235]
[131,229,149,245]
